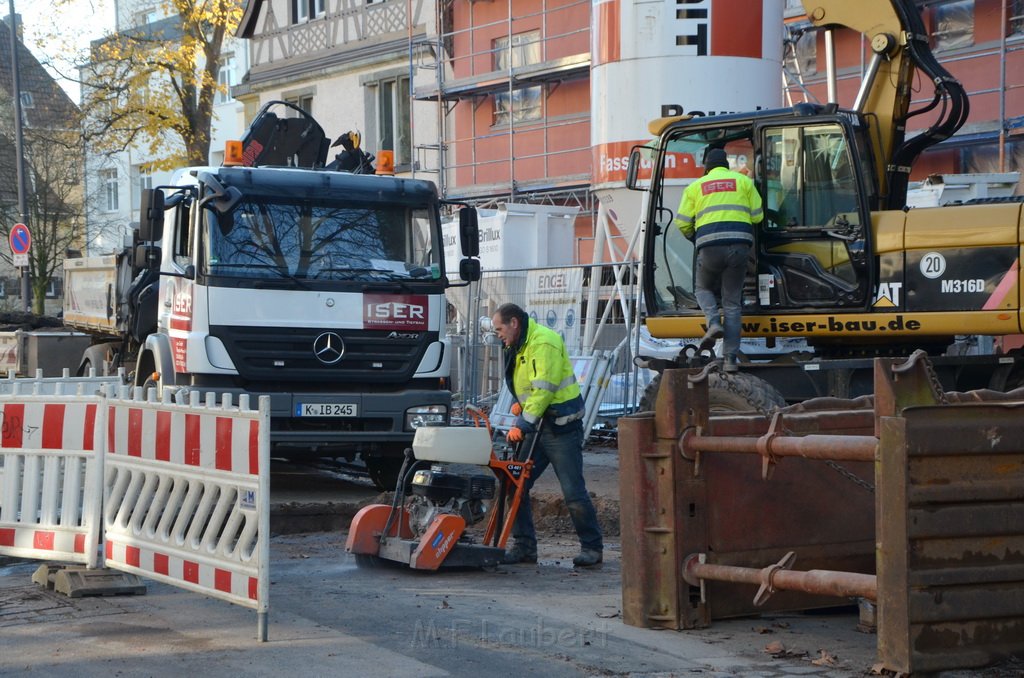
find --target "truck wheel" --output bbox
[77,358,94,377]
[364,456,405,491]
[640,371,785,415]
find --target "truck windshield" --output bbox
[203,196,438,281]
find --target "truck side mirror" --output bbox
[459,258,481,282]
[139,189,165,241]
[625,147,643,190]
[134,244,161,271]
[459,207,479,257]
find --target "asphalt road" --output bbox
[1,532,883,678]
[2,452,1020,677]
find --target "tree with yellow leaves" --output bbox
[77,0,243,171]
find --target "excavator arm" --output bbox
[802,0,969,209]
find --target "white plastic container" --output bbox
[412,426,492,466]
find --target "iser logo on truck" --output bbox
[364,294,428,330]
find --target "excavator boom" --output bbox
[802,1,969,208]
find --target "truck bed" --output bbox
[63,255,123,335]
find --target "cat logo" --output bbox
[872,282,903,308]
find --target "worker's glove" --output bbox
[507,427,525,444]
[510,402,522,416]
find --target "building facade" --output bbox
[234,0,439,179]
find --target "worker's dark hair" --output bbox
[704,147,729,172]
[494,303,526,324]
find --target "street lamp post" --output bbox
[7,0,30,312]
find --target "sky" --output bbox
[13,0,114,102]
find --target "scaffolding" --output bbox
[413,0,593,210]
[781,1,1024,179]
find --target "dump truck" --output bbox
[63,102,482,488]
[627,0,1023,410]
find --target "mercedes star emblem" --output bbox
[313,331,345,365]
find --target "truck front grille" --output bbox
[209,325,435,383]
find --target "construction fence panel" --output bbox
[449,264,641,433]
[102,387,271,640]
[0,394,106,568]
[877,404,1024,674]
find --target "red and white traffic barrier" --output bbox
[102,387,270,640]
[0,396,106,567]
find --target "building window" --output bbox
[378,77,411,167]
[932,0,974,51]
[131,165,152,212]
[100,169,119,212]
[19,92,33,109]
[293,0,326,23]
[217,54,236,104]
[0,279,6,299]
[285,93,314,118]
[45,278,61,298]
[134,6,158,26]
[1011,0,1024,36]
[493,32,543,126]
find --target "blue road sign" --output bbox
[9,223,31,255]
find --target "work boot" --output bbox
[698,323,724,351]
[572,549,603,567]
[722,354,739,373]
[503,541,538,564]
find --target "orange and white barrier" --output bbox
[0,395,106,567]
[102,387,271,640]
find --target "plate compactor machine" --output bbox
[345,411,538,570]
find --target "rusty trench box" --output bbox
[618,356,1024,674]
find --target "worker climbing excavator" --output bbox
[626,0,1024,410]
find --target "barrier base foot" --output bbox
[857,598,877,634]
[33,564,147,598]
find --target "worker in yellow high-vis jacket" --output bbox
[675,147,763,373]
[490,302,603,567]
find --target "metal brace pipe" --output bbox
[682,552,877,607]
[679,410,877,479]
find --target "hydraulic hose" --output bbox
[885,0,970,209]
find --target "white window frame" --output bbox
[294,0,326,23]
[101,168,119,213]
[217,54,236,104]
[131,165,153,212]
[377,76,411,167]
[285,93,314,118]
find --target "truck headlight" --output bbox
[405,405,448,430]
